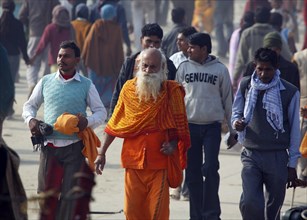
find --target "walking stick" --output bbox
[290,187,295,208]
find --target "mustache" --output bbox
[142,73,161,80]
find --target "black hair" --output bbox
[239,11,254,37]
[0,1,15,37]
[179,26,198,38]
[254,6,271,23]
[188,32,212,53]
[141,23,163,39]
[60,41,81,58]
[171,7,185,24]
[254,47,278,68]
[270,12,283,31]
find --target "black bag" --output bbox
[281,206,307,220]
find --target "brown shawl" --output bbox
[82,19,124,76]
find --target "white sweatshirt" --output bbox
[176,56,234,132]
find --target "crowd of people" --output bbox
[0,0,307,219]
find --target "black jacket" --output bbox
[108,52,177,117]
[243,55,300,91]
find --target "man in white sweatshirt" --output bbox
[176,32,236,220]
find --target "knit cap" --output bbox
[100,4,116,21]
[263,31,282,49]
[75,3,89,19]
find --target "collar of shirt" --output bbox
[55,70,81,82]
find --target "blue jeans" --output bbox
[186,123,221,220]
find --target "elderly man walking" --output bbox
[94,48,191,220]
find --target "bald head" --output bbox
[140,48,164,74]
[136,48,168,102]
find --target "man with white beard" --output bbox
[94,48,191,220]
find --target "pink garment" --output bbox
[35,23,74,65]
[228,28,241,83]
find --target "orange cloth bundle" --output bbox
[300,132,307,158]
[54,113,79,134]
[54,113,101,170]
[106,78,191,169]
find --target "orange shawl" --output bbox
[106,78,191,168]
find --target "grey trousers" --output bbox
[214,0,234,57]
[240,148,288,220]
[26,36,50,88]
[38,141,85,219]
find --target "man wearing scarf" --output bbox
[232,48,301,220]
[94,48,190,220]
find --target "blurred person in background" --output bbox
[172,0,195,26]
[270,0,300,45]
[71,3,91,56]
[292,48,307,180]
[19,0,59,98]
[29,5,75,75]
[0,0,30,119]
[0,43,14,144]
[155,0,169,26]
[82,4,124,111]
[228,11,254,83]
[244,0,271,13]
[192,0,215,33]
[61,0,76,20]
[162,7,187,58]
[71,3,92,76]
[89,0,104,22]
[102,0,132,56]
[270,12,297,54]
[131,0,156,51]
[302,0,307,49]
[213,0,234,58]
[89,0,132,56]
[269,0,298,53]
[232,6,291,93]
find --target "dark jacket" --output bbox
[0,14,29,62]
[0,144,28,220]
[0,44,14,118]
[243,55,301,91]
[109,51,177,117]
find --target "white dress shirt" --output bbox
[169,51,188,69]
[22,71,107,147]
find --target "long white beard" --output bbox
[135,70,166,102]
